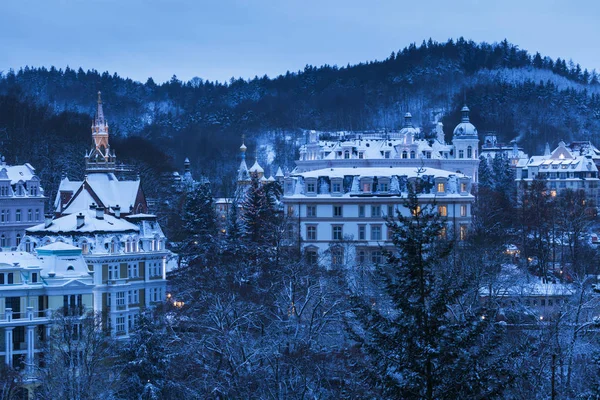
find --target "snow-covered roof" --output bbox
[85,173,141,209]
[37,242,80,252]
[293,166,469,180]
[2,164,37,184]
[249,160,264,173]
[54,177,82,209]
[27,209,139,234]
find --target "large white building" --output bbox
[0,243,94,369]
[515,141,600,205]
[282,106,479,267]
[294,106,480,182]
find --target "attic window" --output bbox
[67,265,75,272]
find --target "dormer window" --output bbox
[307,182,315,193]
[344,150,350,159]
[410,151,415,159]
[362,183,371,192]
[459,150,464,159]
[332,182,341,193]
[358,152,364,159]
[385,151,391,159]
[437,183,445,193]
[402,151,408,159]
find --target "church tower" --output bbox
[452,105,479,160]
[85,91,116,173]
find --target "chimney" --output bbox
[96,207,104,220]
[114,205,121,219]
[44,214,53,228]
[89,202,97,210]
[76,213,85,229]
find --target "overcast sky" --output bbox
[1,0,598,84]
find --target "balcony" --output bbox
[0,307,50,328]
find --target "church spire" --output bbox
[86,91,115,173]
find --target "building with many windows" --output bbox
[282,106,479,267]
[0,159,45,250]
[0,243,94,369]
[294,106,480,183]
[515,141,600,205]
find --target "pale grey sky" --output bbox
[0,0,598,83]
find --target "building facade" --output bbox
[515,141,600,205]
[0,243,94,368]
[282,106,479,267]
[0,160,45,250]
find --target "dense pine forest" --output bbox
[2,37,600,201]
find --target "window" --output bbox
[387,205,394,217]
[1,210,5,223]
[358,225,366,240]
[81,241,89,254]
[402,151,408,159]
[371,205,381,218]
[439,227,447,240]
[27,209,32,221]
[15,209,21,222]
[371,250,383,264]
[410,151,415,159]
[307,206,317,217]
[108,264,119,280]
[332,225,343,240]
[460,183,467,192]
[460,205,467,217]
[306,249,318,265]
[307,182,316,193]
[7,273,13,284]
[306,226,317,240]
[359,206,365,218]
[371,225,382,241]
[358,152,364,159]
[0,234,5,247]
[437,183,445,192]
[35,209,40,221]
[15,234,20,246]
[128,314,135,330]
[467,146,472,158]
[31,272,38,283]
[333,205,343,217]
[116,316,125,333]
[128,289,139,305]
[379,183,388,192]
[116,292,125,308]
[362,183,371,192]
[357,250,366,264]
[438,205,447,217]
[331,247,344,267]
[411,205,421,216]
[287,205,295,215]
[343,150,350,159]
[332,182,341,193]
[460,225,468,241]
[127,263,139,278]
[459,150,464,159]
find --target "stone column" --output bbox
[4,327,13,366]
[26,325,35,371]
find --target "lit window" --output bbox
[437,183,445,193]
[460,205,467,217]
[439,227,447,239]
[460,183,467,192]
[362,183,371,192]
[460,225,468,241]
[438,205,447,217]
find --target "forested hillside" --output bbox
[2,38,600,197]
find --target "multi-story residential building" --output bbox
[0,159,45,249]
[0,242,94,368]
[282,106,479,267]
[293,106,480,183]
[515,141,600,205]
[17,92,168,336]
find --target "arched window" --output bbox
[344,150,350,159]
[467,146,472,158]
[1,234,6,247]
[16,234,21,246]
[67,265,75,272]
[25,239,32,253]
[402,151,408,159]
[80,240,89,255]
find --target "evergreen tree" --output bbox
[240,173,276,245]
[180,178,218,267]
[478,155,494,188]
[347,176,511,399]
